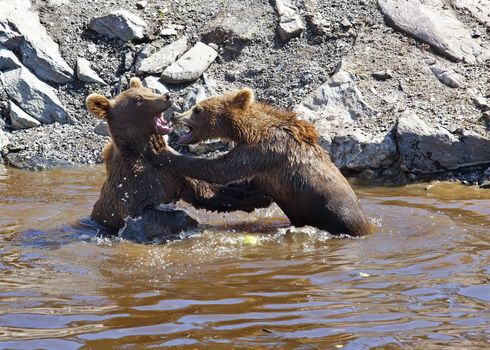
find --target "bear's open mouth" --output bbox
[154,113,172,135]
[178,123,194,145]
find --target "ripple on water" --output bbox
[1,166,490,349]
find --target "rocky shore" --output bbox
[1,0,489,185]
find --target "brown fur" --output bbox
[86,80,272,233]
[151,88,371,236]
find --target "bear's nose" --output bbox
[164,93,171,101]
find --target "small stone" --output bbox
[0,127,9,150]
[76,57,105,84]
[136,1,147,9]
[372,69,393,81]
[340,18,352,29]
[160,28,178,36]
[429,64,463,88]
[9,101,41,129]
[88,44,97,54]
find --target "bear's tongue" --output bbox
[154,114,172,134]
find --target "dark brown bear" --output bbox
[86,79,271,242]
[150,88,371,236]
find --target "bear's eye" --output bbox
[194,106,202,114]
[135,96,143,105]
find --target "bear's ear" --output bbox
[129,77,143,89]
[86,94,112,120]
[229,88,254,110]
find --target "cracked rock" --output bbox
[379,0,489,64]
[396,111,490,173]
[429,64,464,88]
[1,65,71,125]
[274,0,305,42]
[89,10,147,42]
[136,37,188,75]
[0,0,74,83]
[161,42,217,84]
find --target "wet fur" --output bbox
[87,80,272,232]
[152,88,371,236]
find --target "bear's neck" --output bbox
[225,107,268,144]
[110,129,153,159]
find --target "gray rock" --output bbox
[467,88,490,112]
[94,121,110,137]
[136,1,147,9]
[136,37,188,75]
[0,0,74,83]
[429,64,464,88]
[1,66,71,124]
[160,24,184,37]
[0,45,22,70]
[118,209,198,244]
[379,0,489,64]
[9,101,41,129]
[123,50,135,71]
[4,152,74,170]
[161,42,218,84]
[0,128,8,150]
[295,70,376,141]
[330,129,398,170]
[274,0,305,41]
[142,76,169,95]
[203,10,255,45]
[372,69,393,81]
[450,0,490,29]
[397,111,490,173]
[76,57,105,84]
[89,10,147,42]
[182,83,216,111]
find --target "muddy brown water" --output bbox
[0,165,489,349]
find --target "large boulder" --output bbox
[161,42,218,84]
[330,129,398,171]
[295,70,376,147]
[1,66,71,124]
[396,111,490,173]
[0,0,74,83]
[9,101,41,129]
[378,0,489,64]
[89,10,147,42]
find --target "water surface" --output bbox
[0,165,489,349]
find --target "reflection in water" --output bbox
[0,165,489,349]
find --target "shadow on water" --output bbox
[1,165,490,349]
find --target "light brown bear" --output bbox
[150,88,371,236]
[86,79,272,242]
